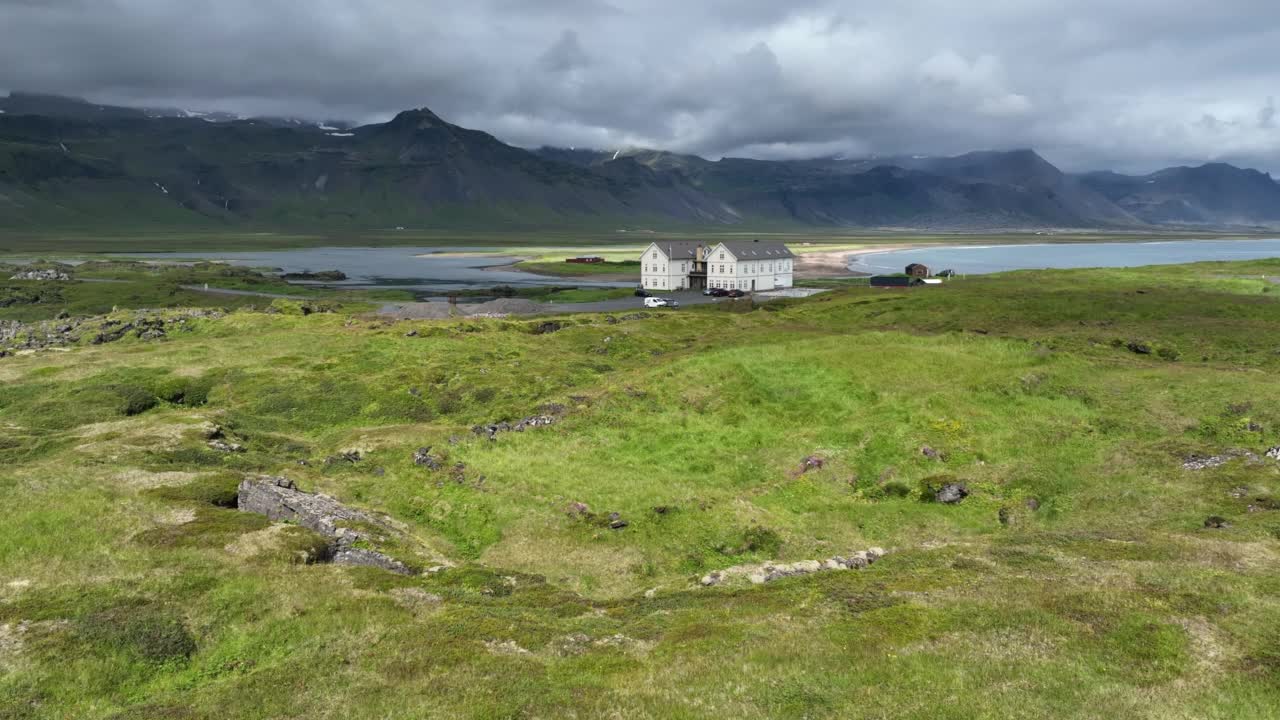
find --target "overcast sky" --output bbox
[3,0,1279,173]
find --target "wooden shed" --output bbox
[905,263,930,278]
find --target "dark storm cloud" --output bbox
[2,0,1279,172]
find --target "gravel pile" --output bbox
[464,298,545,316]
[380,298,548,319]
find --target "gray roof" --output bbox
[716,240,795,259]
[648,241,709,260]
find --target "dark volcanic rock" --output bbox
[324,450,363,465]
[1204,516,1231,529]
[472,412,558,440]
[533,321,563,335]
[412,447,442,470]
[1126,341,1152,355]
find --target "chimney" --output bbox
[695,245,704,262]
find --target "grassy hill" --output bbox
[2,260,1280,717]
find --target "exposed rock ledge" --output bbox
[700,547,887,587]
[237,476,416,575]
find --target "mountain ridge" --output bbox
[2,91,1279,231]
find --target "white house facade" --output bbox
[639,241,704,291]
[704,241,795,291]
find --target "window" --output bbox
[652,252,658,259]
[719,252,725,259]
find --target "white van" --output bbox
[643,296,678,308]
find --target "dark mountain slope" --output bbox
[0,107,738,228]
[3,92,1280,230]
[1080,163,1280,225]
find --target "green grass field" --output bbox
[2,258,1280,718]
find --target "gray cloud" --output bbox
[2,0,1279,173]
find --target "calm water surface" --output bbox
[116,247,630,291]
[850,238,1280,275]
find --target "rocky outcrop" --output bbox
[1182,449,1272,470]
[9,269,70,281]
[472,414,557,441]
[0,309,224,356]
[237,476,416,575]
[700,547,887,587]
[413,447,443,470]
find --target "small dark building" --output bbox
[905,263,930,278]
[565,256,605,264]
[870,276,920,288]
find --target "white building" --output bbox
[639,240,795,292]
[704,241,795,292]
[639,241,706,291]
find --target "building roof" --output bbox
[644,241,708,260]
[713,240,796,259]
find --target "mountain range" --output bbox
[2,91,1279,231]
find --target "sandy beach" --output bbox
[793,244,924,278]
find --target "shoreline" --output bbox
[793,244,926,278]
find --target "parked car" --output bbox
[703,287,729,297]
[635,288,652,297]
[643,296,680,309]
[726,289,747,298]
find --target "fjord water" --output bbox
[118,246,630,291]
[849,238,1280,275]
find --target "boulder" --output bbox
[1204,516,1231,529]
[1267,447,1280,461]
[935,483,969,504]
